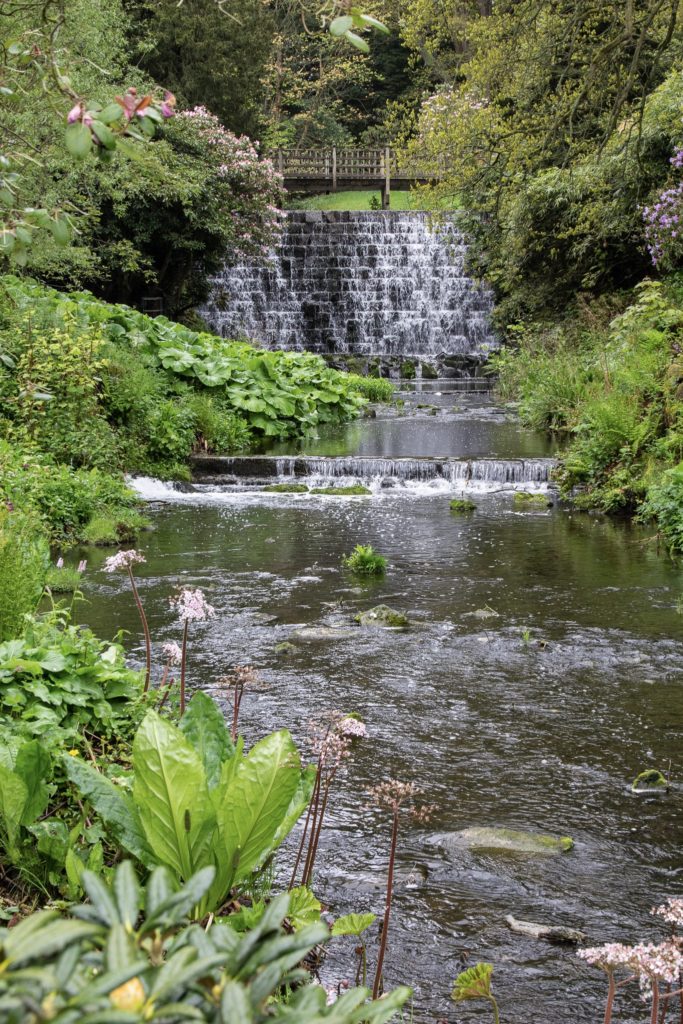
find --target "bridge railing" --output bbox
[274,147,440,183]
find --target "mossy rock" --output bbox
[632,769,669,793]
[355,604,409,628]
[263,483,309,493]
[514,492,553,508]
[420,362,439,380]
[443,827,574,855]
[311,485,371,496]
[400,360,416,379]
[450,498,476,513]
[82,516,121,546]
[82,509,151,546]
[274,641,297,655]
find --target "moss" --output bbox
[632,769,669,791]
[400,361,416,380]
[421,362,439,380]
[450,498,476,512]
[311,485,371,496]
[514,492,553,508]
[274,641,297,654]
[263,483,309,493]
[82,508,150,546]
[342,544,387,576]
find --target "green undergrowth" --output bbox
[493,276,683,550]
[312,485,372,495]
[0,275,372,479]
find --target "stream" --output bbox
[80,381,683,1023]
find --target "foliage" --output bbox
[66,695,316,915]
[0,861,411,1024]
[452,962,499,1023]
[0,276,367,461]
[449,498,476,512]
[405,1,683,318]
[496,277,683,547]
[312,486,372,495]
[344,374,394,402]
[0,612,143,748]
[342,544,387,575]
[0,441,145,544]
[0,508,48,641]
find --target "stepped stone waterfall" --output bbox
[202,211,497,361]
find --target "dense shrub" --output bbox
[496,277,683,546]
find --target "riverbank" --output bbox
[493,275,683,552]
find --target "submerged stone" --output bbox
[355,604,409,628]
[514,491,553,508]
[290,625,357,642]
[440,827,574,855]
[505,915,586,944]
[274,642,297,655]
[468,607,500,620]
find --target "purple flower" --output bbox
[77,560,87,573]
[67,103,83,124]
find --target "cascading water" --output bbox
[202,211,497,360]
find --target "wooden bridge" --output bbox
[274,147,442,208]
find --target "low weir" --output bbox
[190,454,557,488]
[203,212,497,363]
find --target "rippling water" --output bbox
[80,385,682,1023]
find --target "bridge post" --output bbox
[332,146,337,192]
[382,146,391,209]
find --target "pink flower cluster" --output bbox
[175,106,284,262]
[162,641,183,666]
[170,587,215,622]
[339,716,368,738]
[104,549,146,573]
[652,897,683,927]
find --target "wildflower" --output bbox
[104,549,146,573]
[162,641,183,666]
[652,896,683,927]
[339,715,368,738]
[56,557,64,569]
[577,942,638,971]
[68,749,79,756]
[77,560,87,573]
[170,587,215,622]
[67,103,83,124]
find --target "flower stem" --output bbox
[180,619,188,716]
[372,809,398,1000]
[604,972,616,1024]
[128,566,151,691]
[289,765,319,891]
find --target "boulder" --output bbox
[632,769,669,793]
[290,625,357,642]
[354,605,409,628]
[440,827,574,856]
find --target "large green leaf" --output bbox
[133,712,215,880]
[63,755,155,868]
[0,765,27,858]
[179,692,234,789]
[269,763,316,855]
[214,729,301,886]
[15,740,50,824]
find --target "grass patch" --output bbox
[263,483,309,493]
[513,492,553,508]
[288,190,419,211]
[449,498,476,512]
[45,565,83,593]
[312,485,372,496]
[342,543,387,575]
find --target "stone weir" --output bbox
[202,212,497,362]
[191,455,556,488]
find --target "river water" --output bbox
[80,382,682,1023]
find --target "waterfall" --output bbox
[202,212,497,360]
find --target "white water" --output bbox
[202,212,497,358]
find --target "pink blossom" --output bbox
[339,716,367,738]
[170,587,215,622]
[162,641,183,665]
[652,897,683,927]
[67,103,83,124]
[104,549,146,572]
[77,560,87,573]
[56,557,64,569]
